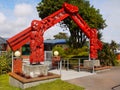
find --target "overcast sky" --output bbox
[0,0,120,43]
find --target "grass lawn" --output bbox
[0,74,84,90]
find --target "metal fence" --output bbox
[44,57,95,73]
[61,58,81,71]
[21,51,95,73]
[0,51,7,56]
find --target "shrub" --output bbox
[98,42,118,66]
[0,51,12,74]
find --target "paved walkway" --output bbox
[66,66,120,90]
[49,69,94,80]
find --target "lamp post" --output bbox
[53,51,59,56]
[53,51,62,75]
[53,51,60,62]
[52,51,61,75]
[14,50,21,57]
[12,50,22,73]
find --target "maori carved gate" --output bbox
[7,3,102,64]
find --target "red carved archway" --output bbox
[7,3,102,64]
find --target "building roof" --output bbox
[0,37,66,45]
[44,39,66,44]
[0,36,6,44]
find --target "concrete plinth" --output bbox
[84,60,100,68]
[9,72,60,89]
[23,64,48,78]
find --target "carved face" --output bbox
[31,20,41,31]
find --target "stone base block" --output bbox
[23,64,48,78]
[84,60,100,68]
[9,72,60,89]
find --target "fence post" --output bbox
[67,59,69,70]
[78,58,80,72]
[92,59,95,73]
[58,61,59,69]
[60,59,62,76]
[12,52,14,72]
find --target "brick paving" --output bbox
[66,66,120,90]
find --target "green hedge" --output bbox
[0,52,12,74]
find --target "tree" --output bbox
[53,32,69,39]
[37,0,107,48]
[98,41,118,66]
[110,40,118,52]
